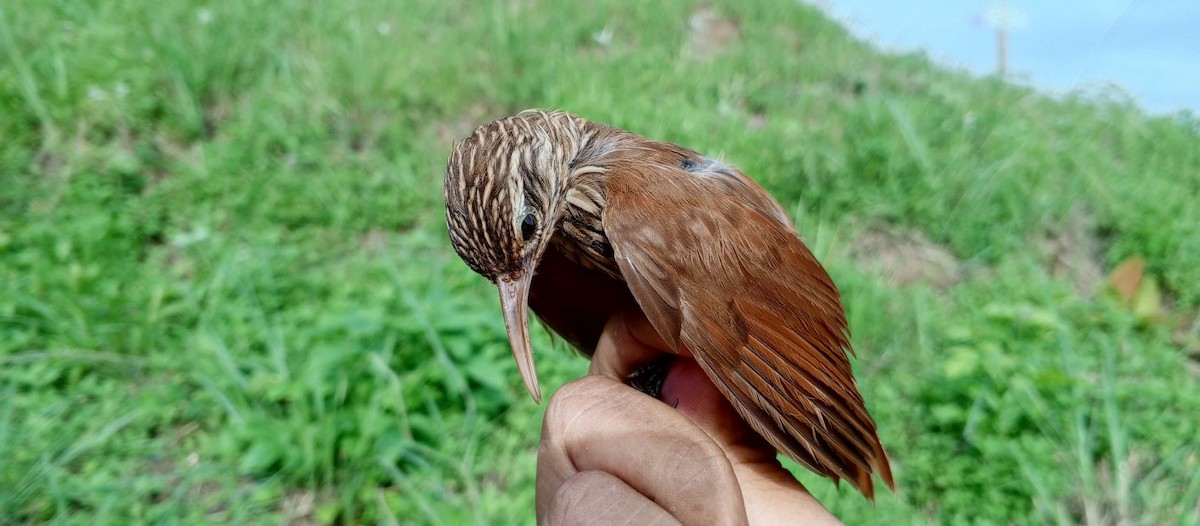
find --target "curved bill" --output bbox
[497,273,541,404]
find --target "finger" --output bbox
[537,376,749,526]
[733,463,844,525]
[588,310,661,380]
[544,471,680,526]
[622,308,673,352]
[592,311,774,462]
[589,309,687,380]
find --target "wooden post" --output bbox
[997,26,1008,77]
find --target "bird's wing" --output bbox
[603,158,894,499]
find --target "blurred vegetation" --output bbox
[2,0,1198,523]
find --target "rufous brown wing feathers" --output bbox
[602,156,895,499]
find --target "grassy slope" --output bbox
[2,0,1198,523]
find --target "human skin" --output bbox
[535,309,843,525]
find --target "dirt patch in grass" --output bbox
[357,228,389,251]
[847,226,963,290]
[1035,208,1106,297]
[687,6,740,61]
[281,490,319,526]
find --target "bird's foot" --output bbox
[626,354,677,400]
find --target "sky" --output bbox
[815,0,1200,115]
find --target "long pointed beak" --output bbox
[498,273,541,404]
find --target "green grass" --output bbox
[2,0,1198,523]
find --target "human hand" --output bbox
[536,309,842,525]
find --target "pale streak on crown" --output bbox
[444,110,603,279]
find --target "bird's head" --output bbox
[444,110,587,403]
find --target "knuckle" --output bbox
[543,377,615,430]
[671,438,732,491]
[547,471,611,525]
[542,377,603,447]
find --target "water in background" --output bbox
[816,0,1199,115]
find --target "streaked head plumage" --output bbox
[443,109,594,403]
[444,110,587,280]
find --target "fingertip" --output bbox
[589,310,663,380]
[619,309,685,356]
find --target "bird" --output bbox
[444,109,895,499]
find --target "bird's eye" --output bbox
[520,214,538,241]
